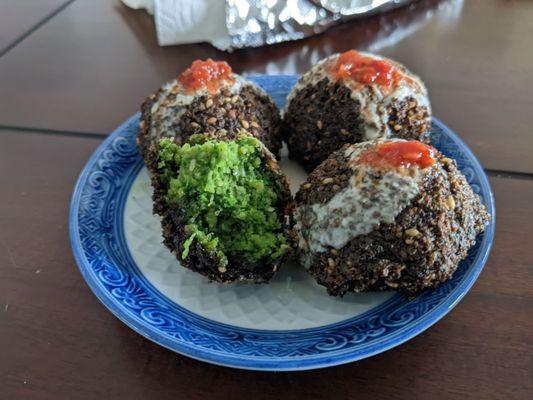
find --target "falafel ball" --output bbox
[293,139,489,296]
[284,50,432,171]
[150,134,292,283]
[138,59,282,172]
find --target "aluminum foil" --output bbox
[225,0,415,49]
[314,0,410,16]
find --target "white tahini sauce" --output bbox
[284,52,431,141]
[294,141,431,267]
[148,74,262,140]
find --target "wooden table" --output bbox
[0,1,531,398]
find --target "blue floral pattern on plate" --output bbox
[70,75,495,371]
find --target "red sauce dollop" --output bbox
[332,50,403,88]
[178,59,234,93]
[360,141,436,170]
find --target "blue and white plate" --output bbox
[70,75,495,371]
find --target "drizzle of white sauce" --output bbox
[295,141,431,267]
[148,74,260,140]
[284,52,431,140]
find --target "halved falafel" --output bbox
[150,135,292,283]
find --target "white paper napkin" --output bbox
[122,0,231,50]
[121,0,154,14]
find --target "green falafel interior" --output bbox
[157,136,288,269]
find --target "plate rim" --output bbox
[69,75,495,371]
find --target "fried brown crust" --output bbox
[138,83,282,174]
[283,79,431,172]
[295,147,490,296]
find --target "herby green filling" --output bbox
[157,136,287,268]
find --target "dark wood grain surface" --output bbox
[0,0,532,399]
[0,0,67,54]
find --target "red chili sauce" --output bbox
[178,59,234,93]
[360,141,436,170]
[332,50,404,88]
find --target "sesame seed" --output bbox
[405,228,421,237]
[328,258,336,268]
[405,238,414,245]
[251,121,260,129]
[190,122,200,129]
[241,120,250,129]
[218,266,227,273]
[205,99,213,108]
[302,183,312,189]
[447,195,456,210]
[322,177,334,184]
[231,95,239,103]
[393,124,402,131]
[207,117,217,125]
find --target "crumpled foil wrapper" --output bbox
[225,0,415,50]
